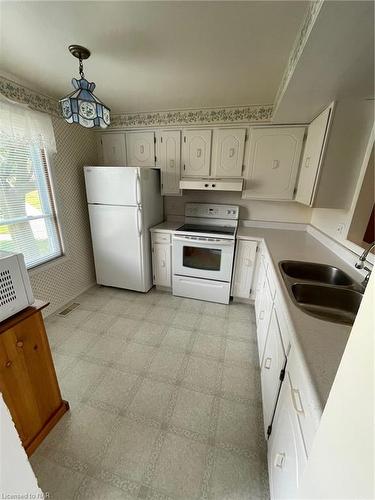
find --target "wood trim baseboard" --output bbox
[26,400,70,457]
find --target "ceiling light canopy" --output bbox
[59,45,110,128]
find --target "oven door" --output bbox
[172,235,235,282]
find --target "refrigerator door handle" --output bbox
[136,207,143,236]
[135,171,141,206]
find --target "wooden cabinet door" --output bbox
[243,127,305,200]
[126,131,155,167]
[295,105,333,206]
[152,243,171,287]
[260,309,287,436]
[232,240,258,299]
[158,130,181,195]
[182,129,212,177]
[0,327,41,444]
[268,376,307,499]
[211,128,246,178]
[101,133,126,165]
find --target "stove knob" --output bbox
[204,183,209,188]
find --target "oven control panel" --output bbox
[185,203,239,220]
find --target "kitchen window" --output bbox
[0,99,63,269]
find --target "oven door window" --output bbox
[183,245,222,271]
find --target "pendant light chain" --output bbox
[79,57,85,79]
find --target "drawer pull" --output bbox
[275,453,285,469]
[264,357,272,370]
[259,311,265,320]
[16,340,24,348]
[291,388,304,414]
[5,360,12,368]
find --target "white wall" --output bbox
[298,273,374,499]
[165,191,312,223]
[0,395,43,497]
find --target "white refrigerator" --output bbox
[84,166,163,292]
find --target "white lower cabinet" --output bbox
[268,373,308,500]
[232,239,258,299]
[151,232,172,288]
[260,308,287,438]
[255,275,273,363]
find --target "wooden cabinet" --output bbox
[268,372,307,499]
[182,129,212,177]
[151,232,172,288]
[211,128,246,178]
[232,239,258,299]
[157,130,181,196]
[260,309,287,437]
[295,104,333,206]
[243,126,305,200]
[100,133,126,165]
[126,131,156,167]
[0,301,68,456]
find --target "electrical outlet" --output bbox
[337,223,345,236]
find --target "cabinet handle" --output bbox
[16,340,24,348]
[196,148,202,158]
[272,160,280,169]
[140,145,145,155]
[5,360,12,368]
[161,260,166,268]
[275,453,285,469]
[304,156,311,168]
[245,258,252,267]
[264,357,272,369]
[291,388,304,414]
[259,310,265,320]
[229,148,235,158]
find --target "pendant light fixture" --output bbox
[59,45,110,128]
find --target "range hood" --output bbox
[179,178,243,192]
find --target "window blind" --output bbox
[0,134,63,268]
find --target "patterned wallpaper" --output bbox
[28,117,98,315]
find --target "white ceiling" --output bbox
[0,1,308,113]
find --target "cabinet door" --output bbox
[268,378,307,500]
[101,133,126,165]
[182,129,212,177]
[158,130,181,195]
[256,279,273,364]
[211,128,246,178]
[254,258,267,318]
[152,243,171,287]
[295,105,333,206]
[243,127,305,200]
[126,131,155,167]
[260,309,287,436]
[232,240,258,298]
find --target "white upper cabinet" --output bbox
[157,130,181,196]
[232,239,258,299]
[126,131,156,167]
[182,129,212,177]
[243,127,305,200]
[211,128,246,178]
[100,133,127,165]
[295,104,333,206]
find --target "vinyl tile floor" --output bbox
[30,286,269,500]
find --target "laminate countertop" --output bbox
[237,226,364,410]
[150,221,183,233]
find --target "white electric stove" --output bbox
[172,203,239,304]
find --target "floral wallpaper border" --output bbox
[110,104,273,128]
[0,76,60,116]
[274,0,324,111]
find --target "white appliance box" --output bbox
[0,251,34,323]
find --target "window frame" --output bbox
[0,141,65,270]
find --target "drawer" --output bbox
[287,350,322,456]
[152,232,171,244]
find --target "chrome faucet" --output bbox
[355,241,374,287]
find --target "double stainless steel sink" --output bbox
[279,261,364,326]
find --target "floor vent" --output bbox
[58,302,80,316]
